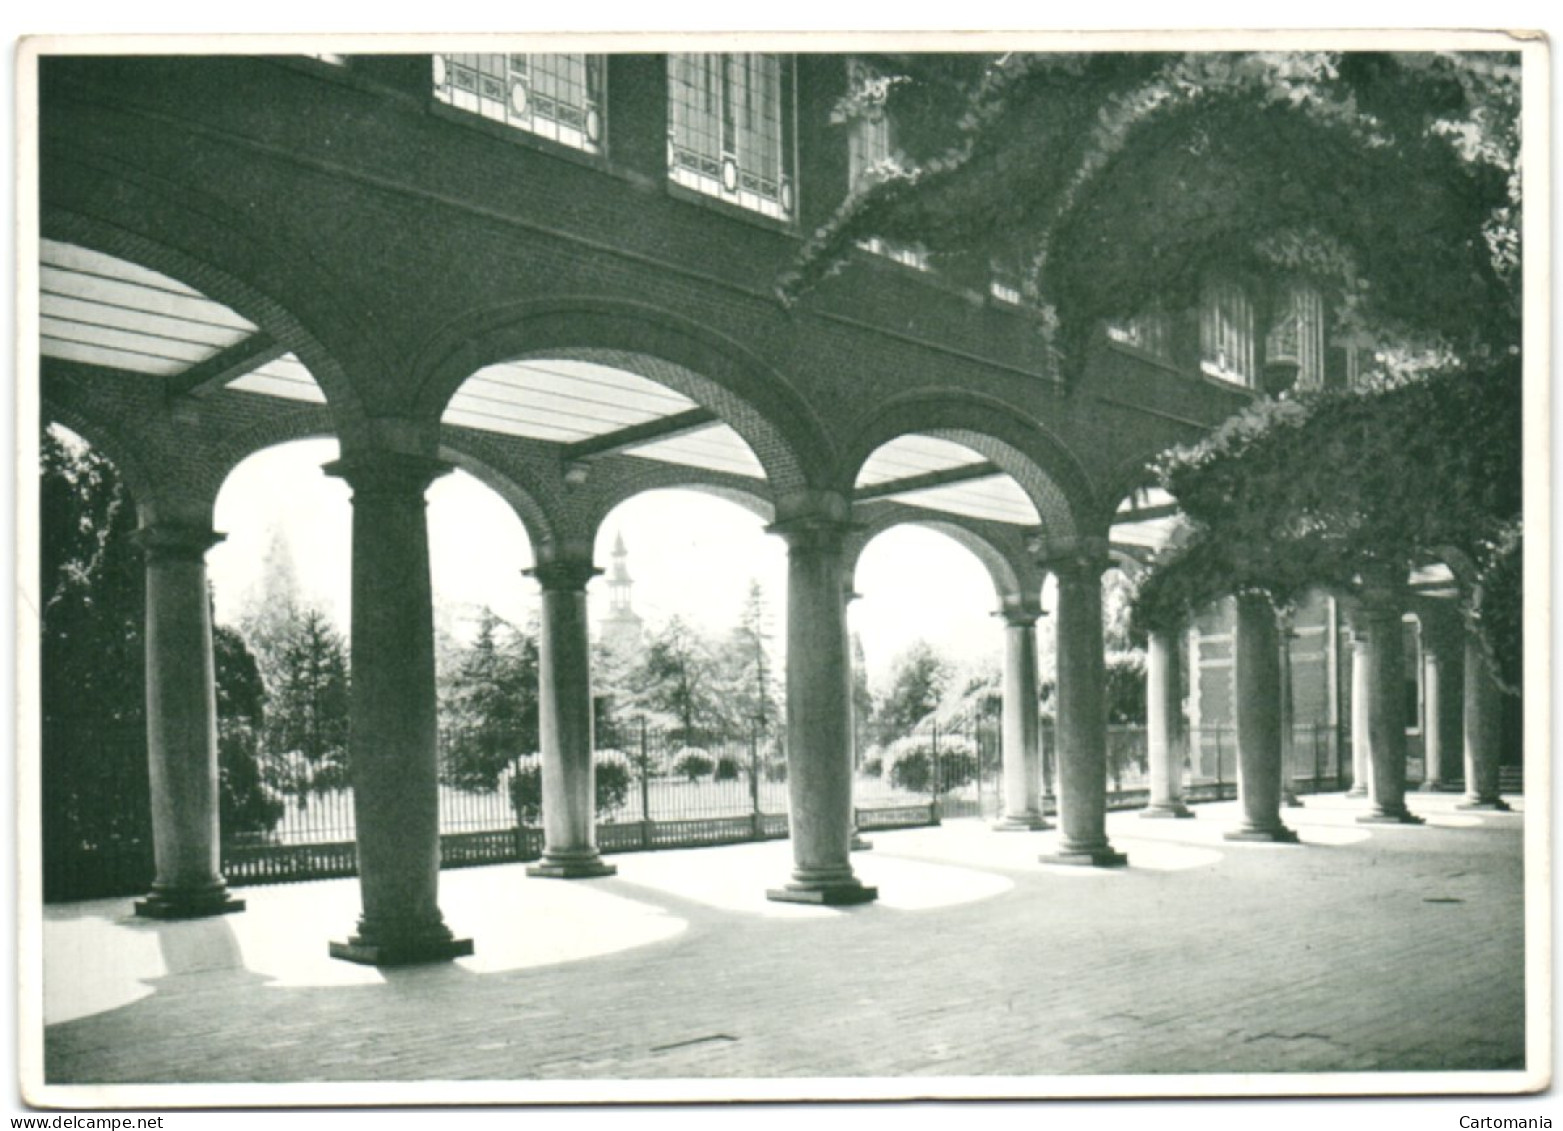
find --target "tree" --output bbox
[213,624,284,837]
[626,615,727,743]
[439,607,540,791]
[41,426,151,896]
[257,605,352,798]
[715,580,780,734]
[874,639,952,739]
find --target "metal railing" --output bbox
[47,716,1350,900]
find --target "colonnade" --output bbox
[122,445,1511,964]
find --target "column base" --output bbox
[1456,798,1512,812]
[134,883,245,921]
[1345,785,1369,797]
[1041,842,1128,867]
[992,813,1052,832]
[1140,803,1193,820]
[1282,792,1305,808]
[1420,781,1461,792]
[329,936,474,966]
[527,849,617,879]
[767,880,878,906]
[1358,808,1427,825]
[850,833,874,852]
[1224,825,1300,843]
[330,913,472,966]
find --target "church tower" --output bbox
[599,530,644,651]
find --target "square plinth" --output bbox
[527,860,618,879]
[1457,800,1513,812]
[1139,806,1194,820]
[1224,826,1301,843]
[329,937,474,966]
[1041,848,1128,867]
[992,816,1051,832]
[767,883,879,906]
[134,895,246,920]
[1358,812,1428,825]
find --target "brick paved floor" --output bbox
[30,791,1538,1104]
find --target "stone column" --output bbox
[843,584,872,852]
[1225,594,1299,843]
[1420,645,1450,792]
[1040,547,1126,866]
[768,513,876,904]
[1142,626,1193,819]
[527,559,616,878]
[132,523,245,920]
[1347,625,1371,797]
[993,600,1049,831]
[1278,621,1303,807]
[1358,588,1423,825]
[326,452,471,965]
[1458,632,1510,811]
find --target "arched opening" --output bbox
[848,432,1055,826]
[210,437,544,881]
[583,488,788,845]
[850,523,1013,818]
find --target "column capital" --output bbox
[526,558,603,592]
[324,451,451,500]
[767,513,860,553]
[131,522,225,563]
[1036,536,1111,580]
[995,597,1044,628]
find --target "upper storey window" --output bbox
[1264,281,1326,391]
[434,53,605,155]
[1107,309,1173,361]
[845,59,928,270]
[1200,280,1256,386]
[668,53,796,221]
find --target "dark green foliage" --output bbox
[40,426,282,897]
[713,755,741,782]
[883,736,979,796]
[214,625,283,837]
[1131,359,1523,657]
[508,753,634,825]
[787,52,1520,366]
[673,750,715,782]
[440,608,539,792]
[263,607,351,796]
[40,428,151,897]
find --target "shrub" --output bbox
[713,754,742,782]
[882,734,978,795]
[508,750,634,825]
[673,748,714,782]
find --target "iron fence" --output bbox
[47,715,1350,900]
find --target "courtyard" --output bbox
[33,790,1534,1104]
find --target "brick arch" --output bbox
[42,174,366,424]
[580,462,777,537]
[206,404,340,510]
[847,506,1036,609]
[1100,448,1177,533]
[407,298,827,495]
[40,395,158,514]
[838,391,1098,543]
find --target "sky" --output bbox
[209,439,1017,692]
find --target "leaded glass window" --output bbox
[434,53,605,155]
[1200,280,1256,386]
[1107,309,1173,360]
[1264,282,1326,390]
[668,53,795,220]
[845,59,927,270]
